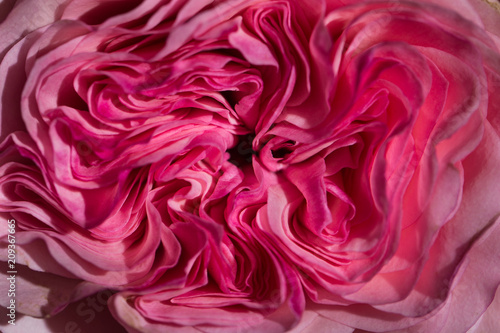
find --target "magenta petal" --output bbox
[1,1,500,332]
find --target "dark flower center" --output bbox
[228,134,257,167]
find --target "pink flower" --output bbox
[1,0,500,332]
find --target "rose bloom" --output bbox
[1,0,500,332]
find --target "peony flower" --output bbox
[1,0,499,332]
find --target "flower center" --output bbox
[228,134,256,167]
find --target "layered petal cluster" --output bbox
[1,0,500,332]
